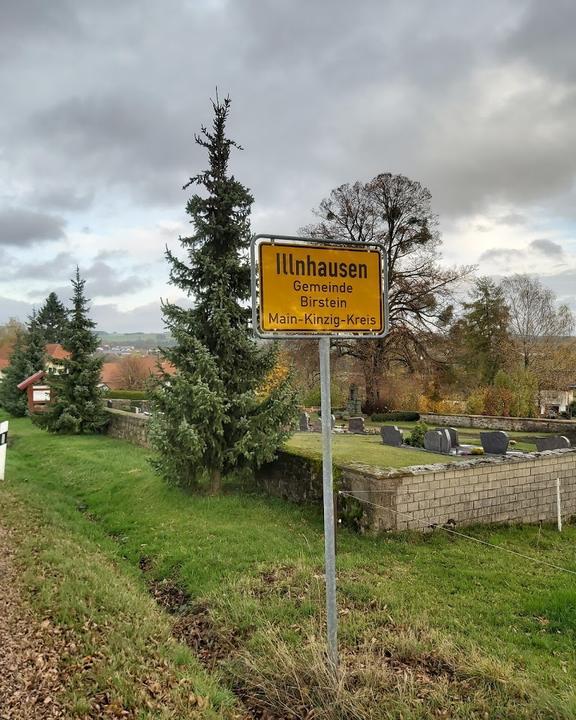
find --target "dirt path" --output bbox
[0,523,67,719]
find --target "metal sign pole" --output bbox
[250,233,388,673]
[319,336,338,669]
[0,420,8,481]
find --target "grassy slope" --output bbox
[2,413,576,718]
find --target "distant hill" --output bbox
[96,331,174,349]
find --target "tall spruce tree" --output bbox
[0,311,46,416]
[40,269,107,434]
[37,292,69,343]
[150,95,297,492]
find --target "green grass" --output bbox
[286,431,461,467]
[2,412,576,718]
[366,420,551,453]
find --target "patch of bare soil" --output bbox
[0,524,69,719]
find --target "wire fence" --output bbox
[339,489,576,577]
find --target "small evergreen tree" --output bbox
[0,311,47,416]
[456,277,511,384]
[0,330,30,416]
[150,95,298,492]
[37,291,69,344]
[40,269,107,434]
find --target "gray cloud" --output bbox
[91,297,192,334]
[84,260,152,297]
[15,252,75,279]
[34,187,94,212]
[480,238,566,264]
[0,296,33,324]
[529,238,564,256]
[497,213,527,226]
[2,0,576,329]
[24,257,153,301]
[3,0,572,225]
[0,207,66,246]
[479,248,520,263]
[504,0,576,82]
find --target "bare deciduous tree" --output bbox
[303,173,471,406]
[501,274,574,370]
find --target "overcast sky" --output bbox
[1,0,575,332]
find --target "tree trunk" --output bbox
[210,468,222,495]
[362,344,384,409]
[364,371,380,408]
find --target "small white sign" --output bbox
[32,386,51,402]
[0,420,8,481]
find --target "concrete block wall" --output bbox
[421,412,576,441]
[341,450,576,532]
[105,408,150,448]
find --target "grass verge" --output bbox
[0,489,234,717]
[2,412,576,718]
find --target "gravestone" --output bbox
[435,426,459,448]
[331,414,336,429]
[299,412,311,432]
[381,425,404,447]
[424,428,452,454]
[346,384,362,416]
[535,435,571,452]
[348,417,365,434]
[480,431,509,454]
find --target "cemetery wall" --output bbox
[421,413,576,440]
[342,450,576,532]
[102,409,576,533]
[105,408,150,448]
[258,448,576,533]
[256,451,324,504]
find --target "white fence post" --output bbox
[556,477,562,532]
[0,420,8,481]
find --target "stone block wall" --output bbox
[256,451,324,504]
[105,408,150,448]
[341,450,576,532]
[421,412,576,441]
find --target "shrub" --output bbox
[371,411,420,422]
[301,384,344,408]
[465,388,487,415]
[406,421,428,447]
[361,399,389,415]
[483,386,514,416]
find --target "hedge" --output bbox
[104,390,148,400]
[371,411,420,422]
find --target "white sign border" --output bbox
[250,234,389,340]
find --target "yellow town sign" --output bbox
[253,238,386,337]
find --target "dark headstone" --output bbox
[299,412,311,432]
[380,425,404,447]
[535,435,571,452]
[435,426,459,448]
[348,416,365,434]
[346,384,363,416]
[424,428,452,454]
[480,431,509,454]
